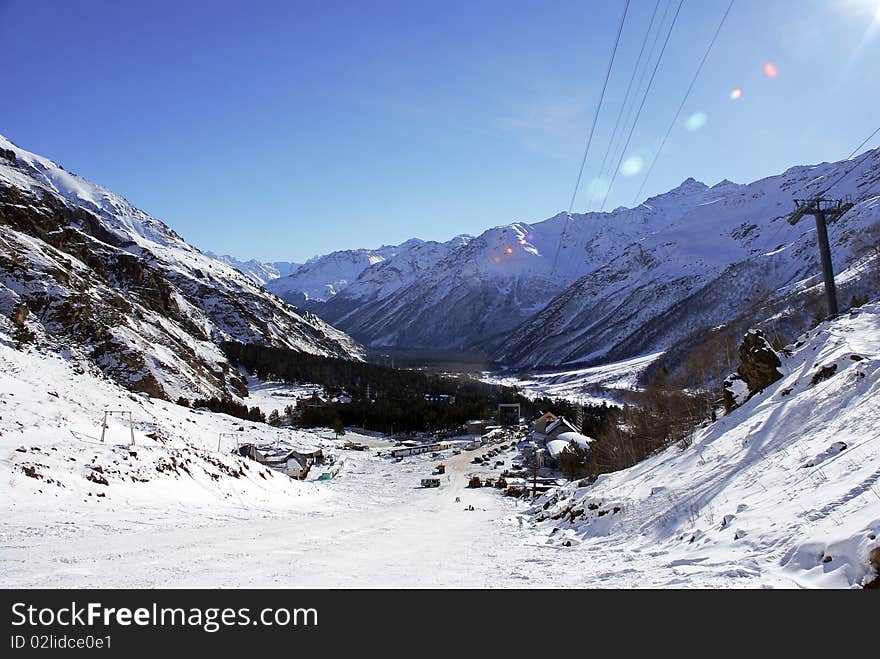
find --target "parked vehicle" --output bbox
[436,463,446,475]
[421,477,441,488]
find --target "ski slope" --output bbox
[2,305,879,588]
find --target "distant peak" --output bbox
[712,178,736,189]
[677,177,708,190]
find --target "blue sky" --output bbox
[2,0,880,262]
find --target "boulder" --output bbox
[722,330,783,413]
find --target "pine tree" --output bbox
[559,441,589,481]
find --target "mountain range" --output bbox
[238,149,880,370]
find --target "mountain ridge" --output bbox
[0,134,364,403]
[225,148,880,370]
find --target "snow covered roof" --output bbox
[546,417,578,435]
[555,432,594,450]
[546,433,594,458]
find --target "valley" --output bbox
[1,133,879,590]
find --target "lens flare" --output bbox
[763,61,779,78]
[505,246,514,255]
[684,112,708,131]
[620,155,644,177]
[730,87,743,100]
[587,177,610,199]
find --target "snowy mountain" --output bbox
[299,149,880,367]
[311,220,625,350]
[204,253,299,286]
[0,135,364,403]
[265,238,433,303]
[490,152,880,369]
[526,303,880,588]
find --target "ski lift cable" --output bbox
[548,0,631,283]
[632,0,736,207]
[600,0,685,212]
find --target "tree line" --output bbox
[220,341,612,435]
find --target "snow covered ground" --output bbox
[482,351,662,404]
[2,306,879,588]
[524,304,880,589]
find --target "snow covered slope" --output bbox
[204,253,299,286]
[0,336,338,541]
[491,152,880,368]
[525,303,880,588]
[265,238,430,303]
[298,150,880,366]
[0,135,363,402]
[312,218,642,349]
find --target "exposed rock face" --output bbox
[11,301,28,327]
[0,134,364,402]
[722,330,783,413]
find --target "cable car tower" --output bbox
[788,197,853,317]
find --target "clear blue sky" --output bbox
[2,0,879,262]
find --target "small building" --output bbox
[388,441,452,459]
[554,431,593,452]
[466,419,495,435]
[239,444,325,480]
[543,432,594,470]
[284,456,309,479]
[297,391,328,408]
[532,412,558,434]
[545,417,579,439]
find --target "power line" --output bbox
[591,0,664,209]
[818,125,880,195]
[548,0,631,282]
[594,0,673,210]
[599,0,685,211]
[567,0,632,215]
[632,0,735,206]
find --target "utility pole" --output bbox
[788,197,853,318]
[531,450,540,501]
